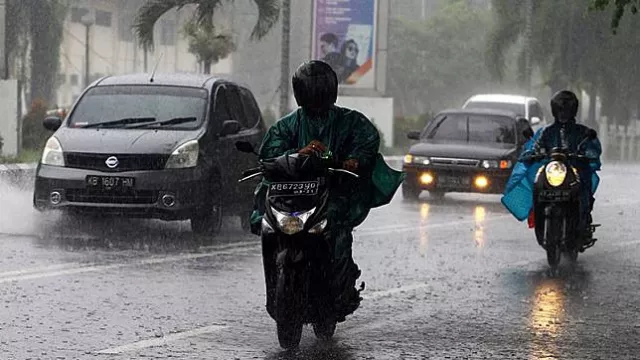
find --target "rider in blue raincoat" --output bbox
[502,90,602,237]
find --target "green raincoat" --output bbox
[250,105,405,231]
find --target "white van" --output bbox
[462,94,547,129]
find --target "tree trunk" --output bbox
[587,88,597,128]
[29,0,63,106]
[203,60,212,74]
[279,0,291,117]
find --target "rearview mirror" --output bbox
[407,131,421,140]
[530,116,541,126]
[522,127,534,140]
[235,141,255,154]
[43,116,62,131]
[587,129,598,139]
[220,120,242,137]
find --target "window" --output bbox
[70,7,89,23]
[212,86,232,127]
[95,10,112,27]
[226,86,246,126]
[57,74,66,87]
[70,74,79,86]
[239,87,261,129]
[68,85,208,129]
[424,114,516,144]
[118,16,134,42]
[528,101,543,119]
[159,20,176,46]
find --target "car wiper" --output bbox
[125,117,198,129]
[83,117,157,128]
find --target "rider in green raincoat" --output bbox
[250,60,404,320]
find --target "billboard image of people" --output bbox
[312,0,377,88]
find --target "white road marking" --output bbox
[95,324,227,355]
[362,283,429,300]
[0,245,261,284]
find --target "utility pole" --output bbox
[144,46,148,72]
[523,0,533,92]
[0,0,6,79]
[279,0,291,117]
[81,16,94,89]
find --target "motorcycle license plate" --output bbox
[538,189,571,202]
[269,181,319,197]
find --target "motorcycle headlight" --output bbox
[41,136,65,167]
[272,207,315,235]
[165,140,199,169]
[404,154,430,165]
[545,161,567,187]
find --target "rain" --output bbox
[1,0,640,358]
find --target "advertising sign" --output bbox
[312,0,377,89]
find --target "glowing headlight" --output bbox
[481,160,512,169]
[404,154,430,165]
[272,207,316,235]
[545,161,567,187]
[41,136,65,166]
[165,140,199,169]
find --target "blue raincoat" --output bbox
[502,122,602,221]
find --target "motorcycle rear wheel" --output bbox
[312,319,337,340]
[277,321,303,349]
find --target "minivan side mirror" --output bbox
[530,116,541,126]
[235,141,256,154]
[407,130,421,140]
[220,120,242,137]
[43,116,62,132]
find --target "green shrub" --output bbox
[22,99,51,151]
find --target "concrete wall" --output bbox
[0,79,19,156]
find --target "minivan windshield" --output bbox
[423,114,516,144]
[68,85,208,130]
[465,101,524,117]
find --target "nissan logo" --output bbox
[105,156,119,169]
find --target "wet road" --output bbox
[1,164,640,359]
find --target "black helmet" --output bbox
[292,60,338,116]
[550,90,579,123]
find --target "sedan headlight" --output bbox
[41,136,65,166]
[481,160,512,169]
[272,207,316,235]
[165,140,199,169]
[404,154,430,165]
[545,161,567,187]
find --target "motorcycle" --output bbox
[522,128,599,268]
[235,141,360,349]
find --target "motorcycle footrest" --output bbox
[580,238,597,252]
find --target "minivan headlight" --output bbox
[404,154,430,165]
[165,140,199,169]
[41,136,65,167]
[545,161,567,187]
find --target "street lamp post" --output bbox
[81,17,94,89]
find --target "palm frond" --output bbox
[249,0,281,41]
[194,0,224,28]
[134,0,195,50]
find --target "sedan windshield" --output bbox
[424,114,516,144]
[68,85,208,130]
[465,101,525,117]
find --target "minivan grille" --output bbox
[65,153,169,172]
[430,157,480,167]
[65,189,158,204]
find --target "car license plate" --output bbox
[269,181,319,197]
[539,189,571,202]
[86,175,135,191]
[439,175,470,187]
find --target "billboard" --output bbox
[312,0,378,89]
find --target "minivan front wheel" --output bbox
[190,188,223,239]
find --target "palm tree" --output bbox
[134,0,280,74]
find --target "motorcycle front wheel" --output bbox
[545,216,562,268]
[275,266,304,349]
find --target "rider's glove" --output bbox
[298,140,327,156]
[342,159,359,172]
